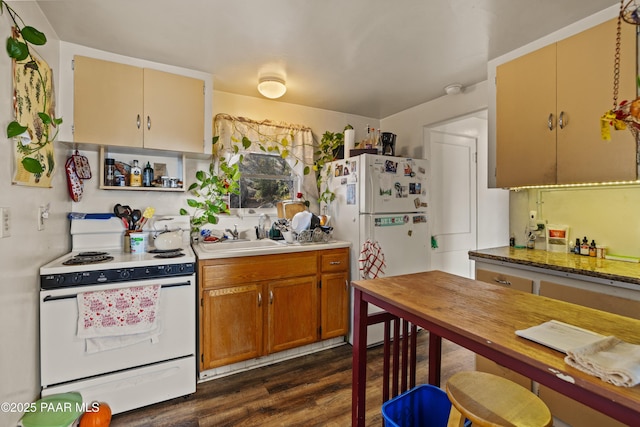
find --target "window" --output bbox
[229,153,298,209]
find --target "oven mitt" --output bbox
[65,156,84,202]
[72,149,92,179]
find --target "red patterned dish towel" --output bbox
[358,239,386,279]
[77,284,161,353]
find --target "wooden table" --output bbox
[351,271,640,426]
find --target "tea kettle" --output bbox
[154,229,184,250]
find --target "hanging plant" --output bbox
[1,1,62,176]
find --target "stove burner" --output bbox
[77,251,109,257]
[148,248,184,254]
[154,252,185,259]
[63,254,114,265]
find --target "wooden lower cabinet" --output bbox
[201,284,263,369]
[267,276,318,354]
[474,268,533,390]
[199,247,349,371]
[538,280,640,427]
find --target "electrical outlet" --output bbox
[0,207,10,238]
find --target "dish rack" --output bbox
[296,227,333,244]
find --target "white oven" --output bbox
[39,215,196,414]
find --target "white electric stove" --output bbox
[39,215,196,415]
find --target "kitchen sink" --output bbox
[198,239,285,252]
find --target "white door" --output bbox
[428,130,476,278]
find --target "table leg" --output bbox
[352,288,368,427]
[428,332,442,386]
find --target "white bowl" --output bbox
[291,211,312,233]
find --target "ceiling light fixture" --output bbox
[444,83,463,95]
[258,77,287,99]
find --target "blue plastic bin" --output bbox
[382,384,452,427]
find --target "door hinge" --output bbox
[71,124,74,135]
[71,59,74,71]
[318,280,322,289]
[200,297,203,307]
[200,354,203,363]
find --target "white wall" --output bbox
[0,3,66,426]
[381,81,509,252]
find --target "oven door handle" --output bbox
[42,281,193,302]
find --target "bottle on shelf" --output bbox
[105,158,116,186]
[143,162,154,187]
[589,240,597,257]
[130,160,142,187]
[573,238,580,255]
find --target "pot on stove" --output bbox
[154,230,184,250]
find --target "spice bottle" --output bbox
[573,238,580,255]
[105,158,116,186]
[143,162,154,187]
[130,160,142,187]
[580,237,590,256]
[589,240,597,257]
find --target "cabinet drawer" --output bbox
[320,249,349,273]
[540,281,640,320]
[201,252,317,288]
[475,269,533,293]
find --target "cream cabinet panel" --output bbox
[74,56,143,147]
[496,18,637,187]
[556,18,637,184]
[73,55,205,153]
[496,44,557,187]
[143,68,204,152]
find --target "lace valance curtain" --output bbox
[213,113,319,212]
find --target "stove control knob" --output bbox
[55,275,65,285]
[119,269,131,280]
[178,264,185,273]
[165,265,173,274]
[72,273,83,283]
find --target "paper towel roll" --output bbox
[344,129,355,159]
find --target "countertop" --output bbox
[469,246,640,287]
[192,239,351,260]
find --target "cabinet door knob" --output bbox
[258,292,262,307]
[136,114,141,129]
[147,115,151,130]
[269,290,274,304]
[558,111,566,129]
[547,113,554,131]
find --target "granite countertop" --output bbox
[469,246,640,287]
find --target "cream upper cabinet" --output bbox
[73,55,205,153]
[496,18,637,187]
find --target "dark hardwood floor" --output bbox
[111,331,474,427]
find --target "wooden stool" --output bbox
[446,371,552,427]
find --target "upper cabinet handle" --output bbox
[558,111,566,129]
[258,293,262,307]
[147,115,151,130]
[269,290,274,304]
[547,113,554,131]
[136,114,141,129]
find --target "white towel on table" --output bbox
[358,239,386,279]
[565,336,640,387]
[77,284,161,353]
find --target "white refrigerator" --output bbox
[321,154,430,345]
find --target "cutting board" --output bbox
[283,201,307,220]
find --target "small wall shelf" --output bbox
[98,146,186,192]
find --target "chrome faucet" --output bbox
[225,224,239,240]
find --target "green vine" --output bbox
[179,136,241,231]
[1,1,62,175]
